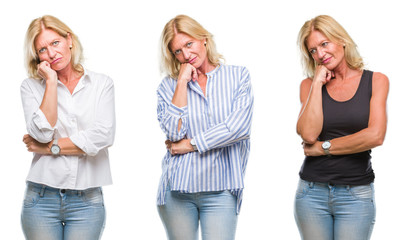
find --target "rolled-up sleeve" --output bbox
[70,77,116,156]
[21,79,55,143]
[194,68,254,153]
[157,78,188,141]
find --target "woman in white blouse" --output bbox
[157,15,253,240]
[21,15,115,240]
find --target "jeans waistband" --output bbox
[300,179,373,190]
[26,181,100,197]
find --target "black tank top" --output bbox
[299,70,375,185]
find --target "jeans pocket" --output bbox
[295,180,311,199]
[23,187,40,208]
[349,184,374,200]
[81,188,104,207]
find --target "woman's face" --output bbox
[35,28,72,72]
[306,30,345,70]
[169,32,208,69]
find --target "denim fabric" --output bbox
[158,188,238,240]
[294,179,376,240]
[21,182,105,240]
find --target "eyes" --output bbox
[309,42,329,55]
[37,41,60,54]
[174,42,193,55]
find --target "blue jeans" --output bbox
[158,189,238,240]
[21,182,106,240]
[294,179,376,240]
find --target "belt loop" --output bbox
[40,185,46,197]
[346,185,350,190]
[78,190,82,197]
[309,182,314,188]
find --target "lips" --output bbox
[321,57,332,64]
[188,57,197,64]
[51,58,62,64]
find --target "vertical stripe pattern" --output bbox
[156,64,254,213]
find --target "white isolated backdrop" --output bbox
[0,0,408,239]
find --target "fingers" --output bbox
[37,61,57,81]
[22,134,33,144]
[178,63,198,83]
[191,67,198,82]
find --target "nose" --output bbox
[48,47,57,59]
[317,47,325,59]
[182,49,190,61]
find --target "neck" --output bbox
[57,64,80,84]
[197,59,216,77]
[332,60,353,81]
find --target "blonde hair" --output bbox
[160,15,223,79]
[297,15,364,78]
[24,15,83,80]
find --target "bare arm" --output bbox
[297,65,334,144]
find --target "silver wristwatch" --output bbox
[50,139,61,155]
[322,140,331,156]
[190,138,198,151]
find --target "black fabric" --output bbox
[299,70,375,185]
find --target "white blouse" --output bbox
[21,69,115,190]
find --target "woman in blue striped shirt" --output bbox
[156,15,254,240]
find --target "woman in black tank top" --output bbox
[294,15,389,240]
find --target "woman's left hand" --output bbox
[303,141,324,156]
[23,134,51,154]
[165,139,194,155]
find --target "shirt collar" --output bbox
[205,64,222,77]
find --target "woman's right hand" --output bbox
[312,65,334,86]
[37,61,57,83]
[177,63,198,83]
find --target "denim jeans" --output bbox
[21,182,106,240]
[294,179,376,240]
[158,188,238,240]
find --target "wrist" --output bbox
[190,138,198,152]
[321,140,332,156]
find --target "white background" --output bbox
[1,0,408,239]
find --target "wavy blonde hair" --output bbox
[24,15,83,80]
[297,15,364,78]
[160,15,223,79]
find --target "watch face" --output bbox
[51,145,60,155]
[322,141,331,150]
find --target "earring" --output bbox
[69,45,72,49]
[204,42,207,46]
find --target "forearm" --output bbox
[58,137,85,155]
[329,127,385,155]
[305,127,385,157]
[297,81,324,143]
[39,81,58,127]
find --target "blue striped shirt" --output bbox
[156,64,254,213]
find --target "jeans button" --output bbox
[61,189,66,194]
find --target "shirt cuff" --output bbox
[32,109,54,131]
[193,134,209,154]
[168,103,187,118]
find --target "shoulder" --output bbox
[84,69,114,90]
[370,71,389,98]
[221,64,249,74]
[21,77,42,89]
[85,69,113,83]
[371,71,389,90]
[300,77,313,90]
[372,72,389,84]
[220,64,251,83]
[157,75,176,92]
